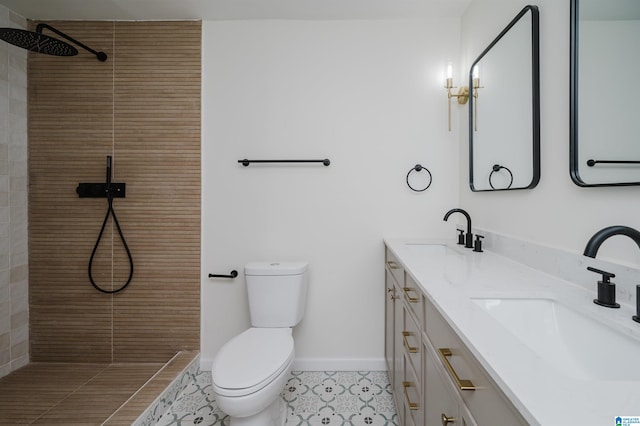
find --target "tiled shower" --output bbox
[27,20,201,363]
[27,20,201,364]
[0,8,203,423]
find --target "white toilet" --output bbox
[211,261,309,426]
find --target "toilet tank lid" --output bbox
[245,261,308,276]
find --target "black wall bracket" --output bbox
[76,183,126,198]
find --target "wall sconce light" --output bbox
[445,62,469,132]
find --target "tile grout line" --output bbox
[110,19,115,364]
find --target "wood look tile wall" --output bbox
[28,21,201,362]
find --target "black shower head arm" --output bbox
[36,23,107,61]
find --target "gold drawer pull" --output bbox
[441,413,456,425]
[402,331,418,353]
[387,260,400,270]
[403,287,420,303]
[438,348,476,391]
[402,381,419,410]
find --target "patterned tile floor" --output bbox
[156,370,398,425]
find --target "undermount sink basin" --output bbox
[472,297,640,381]
[404,243,459,256]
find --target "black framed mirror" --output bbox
[469,5,540,191]
[570,0,640,186]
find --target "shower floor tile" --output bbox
[157,370,398,426]
[0,362,164,425]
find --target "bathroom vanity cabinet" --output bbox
[384,246,527,426]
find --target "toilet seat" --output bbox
[212,328,294,398]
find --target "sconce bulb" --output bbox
[445,77,454,89]
[446,63,453,79]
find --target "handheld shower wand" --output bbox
[83,156,134,294]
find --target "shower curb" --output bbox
[103,350,200,426]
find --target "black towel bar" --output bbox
[238,159,330,167]
[208,270,238,279]
[587,159,640,167]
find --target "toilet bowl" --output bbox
[211,261,308,426]
[211,328,295,426]
[212,328,294,426]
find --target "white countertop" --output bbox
[385,238,640,426]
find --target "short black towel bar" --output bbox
[208,270,238,279]
[238,159,330,167]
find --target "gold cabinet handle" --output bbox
[402,331,418,353]
[437,348,476,391]
[402,381,419,410]
[403,287,420,303]
[387,260,400,270]
[441,413,456,425]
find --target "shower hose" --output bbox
[87,169,134,294]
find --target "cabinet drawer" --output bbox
[425,298,527,425]
[385,249,404,286]
[403,274,423,325]
[424,340,462,426]
[402,353,423,426]
[402,304,421,380]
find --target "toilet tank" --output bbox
[245,261,309,327]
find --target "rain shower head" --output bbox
[0,23,107,61]
[0,27,77,56]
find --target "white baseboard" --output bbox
[292,358,387,371]
[199,356,386,372]
[200,357,214,371]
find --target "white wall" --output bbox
[460,0,640,267]
[201,19,461,369]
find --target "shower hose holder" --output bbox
[76,182,126,198]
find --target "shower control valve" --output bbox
[76,182,126,198]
